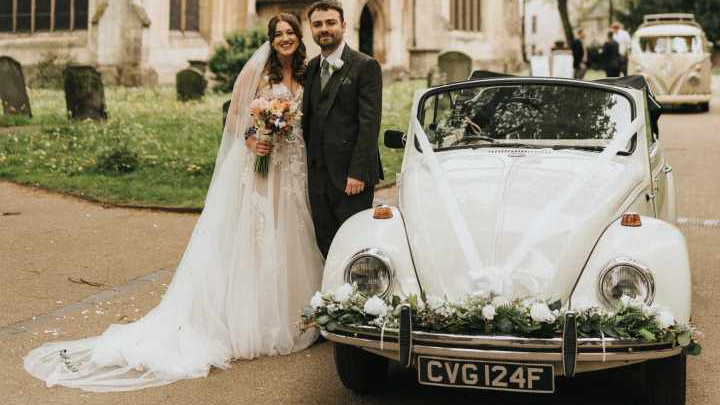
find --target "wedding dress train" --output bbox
[24,43,324,392]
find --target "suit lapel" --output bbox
[303,57,320,142]
[317,46,356,122]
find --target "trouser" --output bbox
[574,66,587,79]
[308,165,374,258]
[620,56,628,76]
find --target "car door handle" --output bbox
[663,165,673,174]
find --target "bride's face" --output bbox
[272,21,300,58]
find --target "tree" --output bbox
[208,28,266,93]
[615,0,720,47]
[558,0,574,49]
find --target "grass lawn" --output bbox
[0,80,425,208]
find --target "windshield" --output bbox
[638,35,702,54]
[420,83,633,151]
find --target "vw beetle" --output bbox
[320,73,691,404]
[628,13,713,111]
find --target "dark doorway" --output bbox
[359,5,374,57]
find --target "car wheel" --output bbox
[699,102,710,113]
[334,343,389,393]
[645,352,686,405]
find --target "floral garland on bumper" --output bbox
[301,284,701,355]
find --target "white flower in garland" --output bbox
[481,304,496,321]
[364,296,388,317]
[656,310,675,328]
[310,291,324,310]
[530,302,555,323]
[333,283,353,302]
[620,295,644,309]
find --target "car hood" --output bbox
[400,148,646,302]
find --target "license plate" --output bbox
[417,356,555,393]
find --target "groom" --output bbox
[303,1,383,258]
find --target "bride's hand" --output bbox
[246,137,273,156]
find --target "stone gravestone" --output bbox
[222,99,231,128]
[438,52,472,84]
[64,66,108,120]
[0,56,33,117]
[176,69,207,101]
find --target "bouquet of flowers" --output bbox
[248,97,302,175]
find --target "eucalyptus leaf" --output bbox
[637,328,656,342]
[317,315,330,326]
[326,321,338,332]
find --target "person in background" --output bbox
[612,22,632,76]
[571,28,588,79]
[603,30,621,78]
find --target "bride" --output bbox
[24,13,324,392]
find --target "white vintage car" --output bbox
[317,74,694,404]
[629,13,713,111]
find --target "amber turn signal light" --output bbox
[621,212,642,227]
[373,205,393,219]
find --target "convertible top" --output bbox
[596,75,662,134]
[467,71,662,134]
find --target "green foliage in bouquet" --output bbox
[209,28,267,93]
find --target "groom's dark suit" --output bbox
[303,44,383,258]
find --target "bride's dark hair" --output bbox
[267,13,307,85]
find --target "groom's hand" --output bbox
[345,177,365,196]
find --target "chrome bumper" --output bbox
[655,94,711,104]
[322,325,681,364]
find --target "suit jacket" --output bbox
[571,38,585,69]
[602,40,620,70]
[302,45,383,191]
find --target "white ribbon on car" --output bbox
[411,114,644,297]
[412,118,503,294]
[499,117,644,291]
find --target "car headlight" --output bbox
[598,258,655,307]
[344,248,394,297]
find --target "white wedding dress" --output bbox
[24,43,324,392]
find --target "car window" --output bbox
[420,83,633,151]
[638,35,701,54]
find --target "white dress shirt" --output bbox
[320,42,346,69]
[613,29,632,57]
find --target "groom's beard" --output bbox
[314,32,342,53]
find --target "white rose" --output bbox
[530,302,555,323]
[655,310,675,329]
[363,296,388,317]
[310,292,324,310]
[481,304,496,321]
[492,296,510,308]
[333,283,353,302]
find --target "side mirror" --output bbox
[384,130,406,149]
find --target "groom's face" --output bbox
[309,9,345,52]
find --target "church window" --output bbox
[170,0,200,32]
[450,0,482,32]
[0,0,88,33]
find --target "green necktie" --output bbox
[320,59,331,91]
